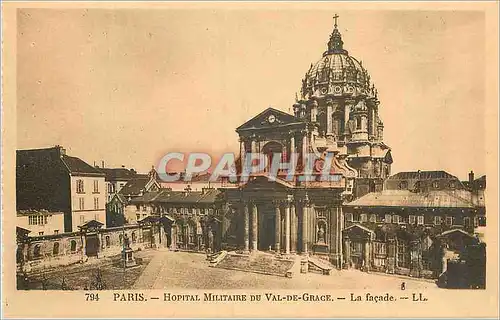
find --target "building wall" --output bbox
[16,148,72,232]
[17,213,65,236]
[18,224,163,273]
[70,175,107,231]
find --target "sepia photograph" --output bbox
[2,1,499,318]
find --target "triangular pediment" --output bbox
[343,224,375,240]
[236,107,304,132]
[241,175,294,190]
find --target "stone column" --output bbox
[344,101,351,136]
[251,140,257,154]
[326,100,333,136]
[240,138,246,167]
[290,202,297,253]
[251,203,258,251]
[274,202,281,252]
[386,238,396,274]
[171,224,177,251]
[343,237,351,269]
[301,133,308,170]
[285,199,291,254]
[243,203,250,252]
[290,135,296,154]
[364,240,371,272]
[302,196,310,255]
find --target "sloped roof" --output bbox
[61,155,104,176]
[99,168,137,181]
[119,177,150,196]
[346,190,477,208]
[236,107,305,132]
[132,189,221,205]
[388,170,457,180]
[129,190,163,204]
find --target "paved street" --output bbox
[133,250,440,290]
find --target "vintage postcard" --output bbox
[2,1,499,318]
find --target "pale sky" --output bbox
[17,9,486,180]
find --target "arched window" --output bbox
[356,117,362,130]
[70,240,77,252]
[345,213,353,222]
[53,242,60,255]
[105,236,110,248]
[33,244,41,258]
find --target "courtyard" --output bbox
[20,249,440,291]
[133,250,439,290]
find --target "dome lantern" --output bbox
[326,14,348,55]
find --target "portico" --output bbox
[220,175,346,268]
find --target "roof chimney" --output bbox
[469,170,474,184]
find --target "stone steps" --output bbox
[214,252,295,277]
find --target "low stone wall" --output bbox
[17,224,164,273]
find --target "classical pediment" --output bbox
[241,175,295,190]
[343,224,375,240]
[236,107,304,132]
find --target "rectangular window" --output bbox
[136,214,141,221]
[54,230,59,235]
[38,215,43,225]
[392,215,400,224]
[93,180,99,193]
[44,216,48,224]
[360,214,368,222]
[417,215,424,225]
[79,198,85,210]
[80,215,85,224]
[434,216,442,225]
[463,217,471,227]
[94,197,99,210]
[369,214,376,223]
[76,180,84,193]
[409,215,416,225]
[446,216,453,226]
[39,232,44,236]
[474,217,479,227]
[385,214,391,223]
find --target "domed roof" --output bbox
[300,19,378,100]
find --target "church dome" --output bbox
[300,19,377,100]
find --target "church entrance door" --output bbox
[258,204,276,251]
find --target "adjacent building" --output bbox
[342,170,486,277]
[124,188,222,252]
[99,166,138,203]
[16,210,65,236]
[16,146,106,232]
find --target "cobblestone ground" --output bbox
[136,250,440,290]
[20,250,157,290]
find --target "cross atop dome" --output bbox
[333,14,339,28]
[327,14,347,55]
